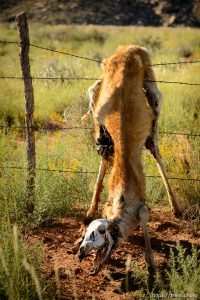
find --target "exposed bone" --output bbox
[139,205,156,271]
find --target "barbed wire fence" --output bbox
[0,165,200,183]
[0,75,200,86]
[0,12,200,212]
[1,40,200,68]
[0,125,200,137]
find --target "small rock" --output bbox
[49,243,56,250]
[61,242,67,247]
[59,268,68,279]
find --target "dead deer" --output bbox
[77,45,182,274]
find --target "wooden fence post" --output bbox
[16,12,36,213]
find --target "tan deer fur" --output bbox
[78,45,181,274]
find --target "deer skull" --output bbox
[77,219,114,274]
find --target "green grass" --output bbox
[0,23,200,298]
[0,23,199,211]
[0,222,43,299]
[0,24,200,128]
[124,244,200,300]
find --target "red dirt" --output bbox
[26,208,200,299]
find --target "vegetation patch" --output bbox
[0,23,199,298]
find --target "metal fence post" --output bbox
[16,12,36,213]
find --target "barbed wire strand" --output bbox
[146,80,200,86]
[0,125,92,130]
[1,40,200,67]
[0,41,18,44]
[0,40,101,63]
[0,125,200,137]
[0,75,200,86]
[0,165,199,182]
[0,42,199,188]
[0,76,99,81]
[151,61,200,67]
[158,131,200,137]
[30,43,102,63]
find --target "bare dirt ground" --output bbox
[26,208,200,299]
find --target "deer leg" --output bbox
[144,79,182,217]
[84,158,108,224]
[76,159,107,254]
[139,205,156,272]
[145,136,182,217]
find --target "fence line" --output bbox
[146,80,200,86]
[158,131,200,137]
[1,40,200,67]
[0,125,200,137]
[0,40,18,44]
[0,125,92,131]
[16,12,36,213]
[0,75,99,81]
[0,40,101,63]
[0,165,199,182]
[30,43,102,63]
[0,75,200,86]
[0,15,199,215]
